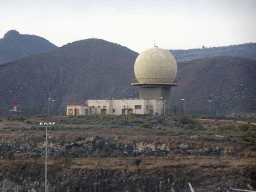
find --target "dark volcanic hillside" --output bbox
[170,43,256,62]
[0,30,57,64]
[0,39,255,116]
[0,39,138,116]
[171,56,256,114]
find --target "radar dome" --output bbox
[134,47,177,84]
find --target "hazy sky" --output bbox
[1,0,255,53]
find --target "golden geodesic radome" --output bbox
[134,47,177,84]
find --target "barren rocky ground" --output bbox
[0,114,255,192]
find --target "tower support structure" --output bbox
[132,83,178,115]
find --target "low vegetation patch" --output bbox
[233,124,256,145]
[152,130,164,135]
[128,118,138,123]
[178,115,195,125]
[134,159,141,166]
[104,146,109,152]
[178,115,204,130]
[6,151,13,160]
[34,153,40,159]
[216,124,236,134]
[140,121,152,128]
[157,116,166,124]
[171,130,183,136]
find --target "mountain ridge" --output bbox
[0,38,138,116]
[172,56,256,114]
[170,43,256,62]
[0,30,58,64]
[0,38,255,116]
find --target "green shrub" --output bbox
[244,137,256,143]
[157,116,166,124]
[238,124,250,132]
[141,121,152,128]
[128,118,138,123]
[21,127,28,131]
[217,124,236,133]
[185,124,195,130]
[6,151,13,159]
[194,122,204,130]
[233,133,246,138]
[215,116,226,120]
[77,115,88,118]
[185,121,204,130]
[152,130,163,135]
[198,130,214,136]
[104,146,109,152]
[178,115,195,125]
[64,157,68,164]
[134,159,141,166]
[248,146,256,151]
[186,130,195,134]
[248,124,256,132]
[233,128,256,145]
[102,115,114,120]
[172,130,183,135]
[34,153,40,159]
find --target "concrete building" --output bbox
[67,46,178,116]
[67,105,90,117]
[88,99,164,115]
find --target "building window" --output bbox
[97,106,101,108]
[103,106,106,109]
[135,105,141,109]
[68,109,73,115]
[112,109,115,113]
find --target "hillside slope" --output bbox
[170,43,256,62]
[0,30,57,64]
[0,39,255,116]
[0,38,138,116]
[172,56,256,114]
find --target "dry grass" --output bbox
[1,156,255,172]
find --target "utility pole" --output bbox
[51,100,55,116]
[48,98,51,115]
[208,100,212,111]
[39,122,55,192]
[181,99,185,114]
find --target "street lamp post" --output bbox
[39,122,55,192]
[208,100,212,111]
[160,97,163,115]
[163,100,167,116]
[51,100,55,116]
[48,98,51,115]
[181,99,185,114]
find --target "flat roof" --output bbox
[67,105,88,107]
[131,83,179,87]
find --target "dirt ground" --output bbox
[0,115,256,191]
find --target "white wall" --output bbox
[67,105,89,116]
[88,99,163,115]
[88,100,111,115]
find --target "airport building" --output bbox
[67,46,178,116]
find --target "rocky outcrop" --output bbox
[1,162,255,192]
[0,135,241,159]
